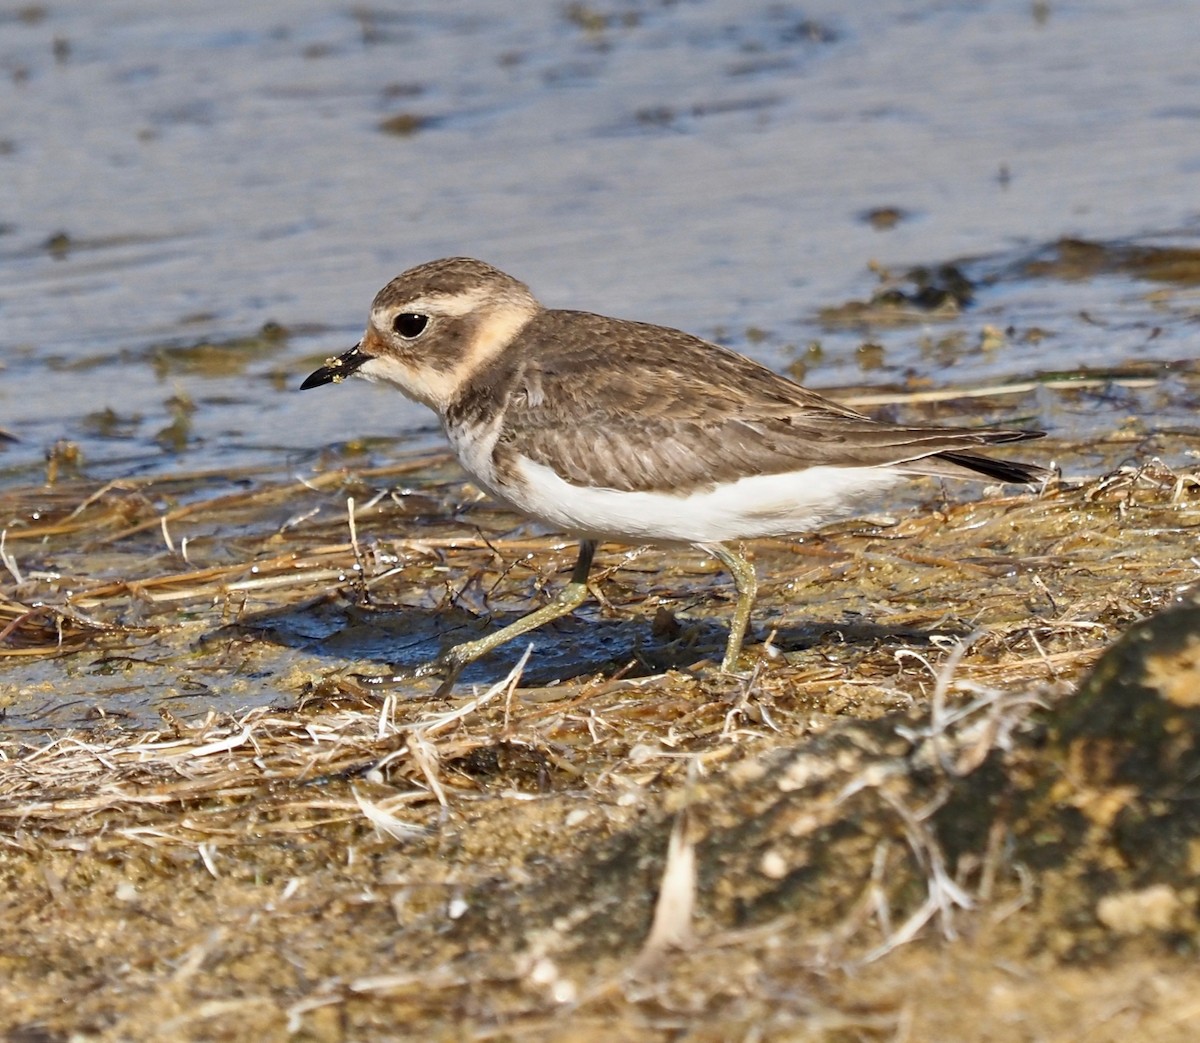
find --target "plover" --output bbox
[302,257,1045,690]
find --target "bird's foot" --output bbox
[401,645,469,697]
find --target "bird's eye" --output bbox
[392,313,429,339]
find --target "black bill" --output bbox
[300,343,373,390]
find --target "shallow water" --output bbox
[4,0,1200,736]
[3,0,1199,483]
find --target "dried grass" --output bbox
[0,455,1193,860]
[1,443,1199,1039]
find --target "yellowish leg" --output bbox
[425,540,597,695]
[701,542,759,673]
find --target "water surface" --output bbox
[2,0,1198,482]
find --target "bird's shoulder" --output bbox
[494,308,867,426]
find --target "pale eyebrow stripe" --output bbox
[374,287,494,322]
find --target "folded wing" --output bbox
[467,310,1045,493]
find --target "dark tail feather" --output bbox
[936,448,1048,485]
[895,428,1048,484]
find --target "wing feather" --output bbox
[450,310,1043,493]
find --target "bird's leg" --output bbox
[702,542,759,674]
[426,539,597,695]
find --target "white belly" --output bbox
[449,421,902,544]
